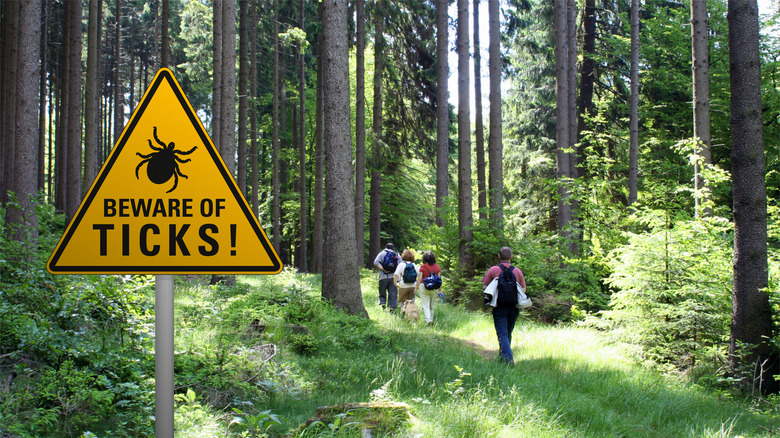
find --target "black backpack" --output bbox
[496,265,519,307]
[402,262,417,283]
[382,250,399,272]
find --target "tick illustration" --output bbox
[135,126,197,193]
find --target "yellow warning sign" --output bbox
[47,68,282,274]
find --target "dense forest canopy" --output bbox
[2,0,780,435]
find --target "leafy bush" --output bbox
[0,205,156,437]
[1,360,116,437]
[289,333,322,356]
[601,212,733,373]
[324,309,392,351]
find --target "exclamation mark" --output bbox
[230,224,237,256]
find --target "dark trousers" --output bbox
[492,306,520,363]
[378,278,398,309]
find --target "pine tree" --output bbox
[321,0,367,317]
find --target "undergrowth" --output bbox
[1,265,779,437]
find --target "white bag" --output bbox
[484,277,532,309]
[516,284,533,309]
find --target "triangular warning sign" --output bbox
[48,68,282,274]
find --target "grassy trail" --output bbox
[343,275,778,437]
[173,272,778,437]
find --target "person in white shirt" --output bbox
[393,249,420,311]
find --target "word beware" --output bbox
[104,198,226,218]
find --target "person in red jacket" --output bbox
[417,250,441,324]
[482,246,527,364]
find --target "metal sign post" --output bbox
[155,274,175,437]
[45,69,282,437]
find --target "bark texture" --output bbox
[728,0,778,394]
[321,0,367,317]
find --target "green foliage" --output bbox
[1,205,155,437]
[229,407,282,438]
[38,360,116,433]
[602,212,734,373]
[173,388,225,437]
[1,192,64,273]
[298,411,361,438]
[289,333,322,356]
[376,158,437,253]
[177,0,215,113]
[1,360,119,437]
[3,264,779,435]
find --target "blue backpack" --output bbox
[496,265,519,307]
[382,250,399,272]
[402,262,417,283]
[423,272,442,290]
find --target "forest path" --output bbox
[457,338,496,360]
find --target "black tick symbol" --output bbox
[135,126,198,193]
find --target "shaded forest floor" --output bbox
[2,267,778,437]
[171,270,780,437]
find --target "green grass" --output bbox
[169,269,779,437]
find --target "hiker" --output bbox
[373,243,400,311]
[394,249,420,312]
[482,246,527,364]
[417,250,442,325]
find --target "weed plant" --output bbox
[2,260,779,436]
[165,269,778,437]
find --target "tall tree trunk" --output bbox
[355,0,367,265]
[435,0,450,226]
[487,0,502,230]
[220,0,237,176]
[312,11,324,273]
[457,0,474,275]
[1,1,19,207]
[66,0,83,219]
[280,83,289,262]
[37,0,48,194]
[321,0,366,317]
[238,0,249,194]
[6,0,42,254]
[554,0,572,242]
[692,0,712,218]
[249,0,258,217]
[577,0,596,179]
[47,76,54,201]
[210,0,237,286]
[56,7,67,213]
[368,0,385,264]
[728,0,778,394]
[160,0,170,68]
[272,4,281,255]
[292,103,299,265]
[129,23,135,111]
[566,0,579,255]
[212,0,223,147]
[280,82,288,197]
[114,0,123,147]
[298,0,308,273]
[628,0,639,207]
[473,0,486,221]
[85,0,101,191]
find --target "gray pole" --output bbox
[155,274,175,437]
